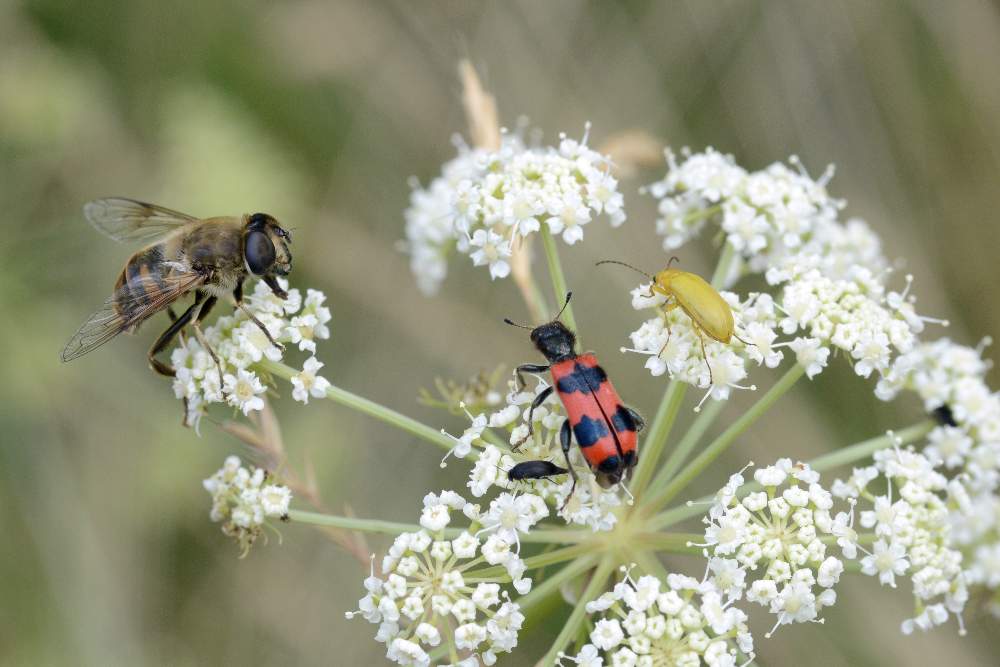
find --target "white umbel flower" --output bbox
[404,127,625,294]
[170,278,332,427]
[697,460,843,636]
[559,565,753,667]
[202,455,291,556]
[348,489,527,665]
[834,446,969,635]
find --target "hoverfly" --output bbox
[61,198,293,395]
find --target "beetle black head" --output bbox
[505,292,577,362]
[244,212,293,283]
[528,321,577,362]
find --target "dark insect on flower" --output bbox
[505,293,644,507]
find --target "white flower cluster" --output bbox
[698,460,844,637]
[833,446,969,634]
[450,378,626,532]
[558,566,754,667]
[404,127,625,294]
[348,490,527,666]
[644,148,887,286]
[875,337,1000,615]
[202,455,291,556]
[169,279,331,429]
[776,269,933,383]
[624,289,779,409]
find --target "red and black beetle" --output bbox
[505,293,643,504]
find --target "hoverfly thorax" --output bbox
[243,212,292,279]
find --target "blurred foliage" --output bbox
[1,1,998,665]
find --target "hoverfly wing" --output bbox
[83,198,198,244]
[60,269,205,362]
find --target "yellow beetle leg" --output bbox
[656,299,681,358]
[695,324,715,386]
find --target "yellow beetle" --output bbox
[598,257,746,384]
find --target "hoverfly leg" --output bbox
[166,305,192,347]
[148,296,204,377]
[233,280,284,352]
[190,305,227,401]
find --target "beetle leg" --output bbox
[695,326,715,386]
[656,301,680,359]
[559,419,578,512]
[513,363,550,391]
[625,406,646,432]
[512,385,554,451]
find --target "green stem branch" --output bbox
[641,364,805,515]
[261,360,455,453]
[540,225,577,331]
[518,554,600,612]
[648,398,726,495]
[542,556,616,664]
[629,380,687,495]
[289,509,591,544]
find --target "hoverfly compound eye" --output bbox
[245,230,276,275]
[248,213,269,230]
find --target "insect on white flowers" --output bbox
[170,278,331,429]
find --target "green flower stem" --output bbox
[289,509,591,544]
[261,360,456,453]
[629,379,688,495]
[542,556,617,665]
[648,419,936,531]
[467,543,593,579]
[709,239,737,288]
[525,270,551,324]
[631,549,671,581]
[641,363,806,516]
[807,419,935,472]
[640,532,704,554]
[647,398,726,496]
[288,510,458,537]
[519,553,600,612]
[540,224,577,331]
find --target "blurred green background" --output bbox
[2,1,999,665]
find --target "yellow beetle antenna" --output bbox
[666,256,680,269]
[595,259,653,279]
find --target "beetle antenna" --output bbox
[666,255,680,269]
[595,259,653,279]
[554,292,573,321]
[503,317,533,330]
